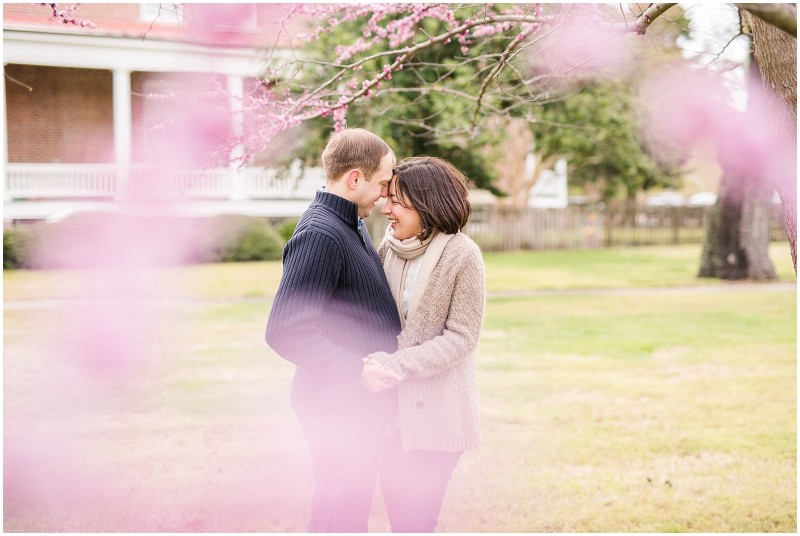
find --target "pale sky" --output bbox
[678,2,749,109]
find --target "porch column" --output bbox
[227,74,247,201]
[2,63,9,203]
[113,69,132,201]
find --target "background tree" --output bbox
[277,4,685,207]
[41,3,794,272]
[741,8,797,270]
[634,3,796,273]
[280,8,509,194]
[699,56,778,280]
[534,80,681,201]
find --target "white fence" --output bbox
[4,163,325,201]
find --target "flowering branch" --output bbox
[225,3,671,166]
[282,10,551,121]
[38,3,96,29]
[132,1,796,173]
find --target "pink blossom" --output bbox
[40,2,96,29]
[536,5,634,78]
[333,105,348,131]
[641,66,796,191]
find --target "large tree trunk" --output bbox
[699,170,776,280]
[699,44,777,280]
[741,9,797,273]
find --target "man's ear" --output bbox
[347,169,361,190]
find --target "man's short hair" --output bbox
[321,128,393,182]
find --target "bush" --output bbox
[198,215,285,263]
[275,218,299,243]
[11,212,202,269]
[3,214,286,269]
[221,219,284,262]
[3,226,38,269]
[3,229,20,269]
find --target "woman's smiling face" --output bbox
[381,177,424,240]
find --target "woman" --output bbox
[359,156,486,533]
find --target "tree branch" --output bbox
[629,3,678,35]
[736,3,797,37]
[628,2,797,37]
[283,14,550,114]
[472,35,525,126]
[4,71,34,92]
[38,3,96,29]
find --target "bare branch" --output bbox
[627,2,797,37]
[472,29,536,125]
[736,3,797,37]
[709,31,748,65]
[4,71,34,92]
[628,3,678,35]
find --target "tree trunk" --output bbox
[699,42,777,281]
[487,117,559,209]
[699,170,776,280]
[742,9,797,273]
[699,174,743,279]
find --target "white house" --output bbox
[3,3,322,223]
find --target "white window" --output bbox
[139,3,183,25]
[209,4,257,33]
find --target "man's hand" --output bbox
[358,358,402,393]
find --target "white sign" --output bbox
[528,158,568,209]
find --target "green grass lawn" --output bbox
[3,243,796,532]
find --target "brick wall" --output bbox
[4,4,144,24]
[6,64,114,163]
[130,71,230,165]
[3,4,307,47]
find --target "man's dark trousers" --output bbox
[302,408,387,532]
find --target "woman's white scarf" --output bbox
[383,227,454,328]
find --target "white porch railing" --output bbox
[6,163,118,198]
[4,163,325,201]
[242,165,325,199]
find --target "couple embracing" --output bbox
[265,128,486,533]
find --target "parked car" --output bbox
[645,192,686,207]
[687,192,718,207]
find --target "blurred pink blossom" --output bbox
[538,5,634,78]
[187,3,257,43]
[641,65,796,191]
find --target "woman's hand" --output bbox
[358,357,402,393]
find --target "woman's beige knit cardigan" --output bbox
[369,231,486,452]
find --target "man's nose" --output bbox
[380,185,389,198]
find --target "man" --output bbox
[265,128,402,532]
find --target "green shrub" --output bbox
[198,215,285,263]
[221,219,284,262]
[3,226,38,269]
[275,218,299,243]
[3,229,22,269]
[16,212,199,269]
[3,214,286,269]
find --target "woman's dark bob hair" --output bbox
[391,156,472,241]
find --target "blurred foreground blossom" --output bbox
[640,66,796,193]
[537,4,635,78]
